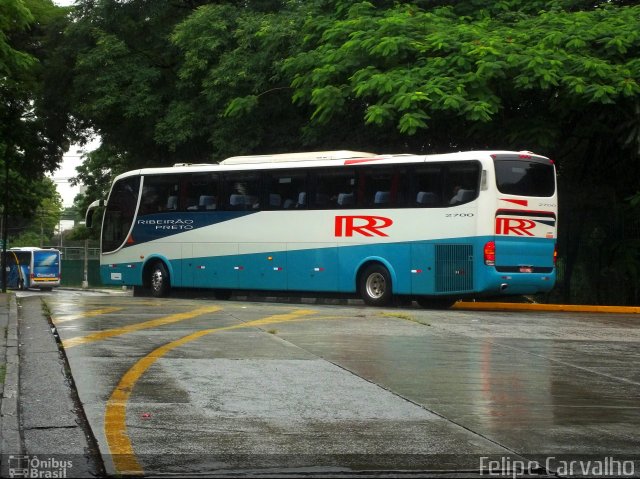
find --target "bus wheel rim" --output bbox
[152,269,164,291]
[366,273,386,299]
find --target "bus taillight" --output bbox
[484,241,495,266]
[554,244,558,265]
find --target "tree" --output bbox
[66,0,215,168]
[64,0,640,304]
[1,0,74,289]
[10,178,62,247]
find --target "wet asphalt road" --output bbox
[26,289,640,476]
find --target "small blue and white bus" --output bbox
[86,150,557,307]
[1,247,61,290]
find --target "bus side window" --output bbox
[413,165,443,207]
[262,170,307,210]
[446,162,480,205]
[142,175,181,213]
[314,168,356,209]
[223,173,261,211]
[360,166,401,207]
[184,173,219,211]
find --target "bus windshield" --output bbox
[103,176,140,253]
[493,155,555,197]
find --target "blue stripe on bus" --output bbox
[101,236,556,297]
[129,211,257,246]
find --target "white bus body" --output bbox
[87,150,557,306]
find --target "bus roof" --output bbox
[220,150,377,165]
[9,247,60,252]
[114,150,549,179]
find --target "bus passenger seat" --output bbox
[283,198,295,209]
[374,191,390,205]
[337,193,354,206]
[199,195,216,210]
[230,194,247,208]
[166,196,178,210]
[417,191,438,206]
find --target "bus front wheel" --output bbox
[359,264,392,306]
[149,262,171,298]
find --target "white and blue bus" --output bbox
[86,150,557,307]
[1,247,62,290]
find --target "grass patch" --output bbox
[267,329,278,335]
[0,363,6,384]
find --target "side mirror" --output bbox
[85,199,104,229]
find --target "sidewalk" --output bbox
[0,293,21,471]
[0,293,104,478]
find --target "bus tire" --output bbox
[359,264,392,306]
[416,297,456,309]
[149,261,171,298]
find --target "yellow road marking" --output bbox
[62,305,222,349]
[53,307,124,324]
[105,309,317,475]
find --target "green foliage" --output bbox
[1,0,74,256]
[8,177,62,247]
[284,1,640,147]
[70,143,130,214]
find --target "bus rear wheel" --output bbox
[149,262,170,298]
[359,264,392,306]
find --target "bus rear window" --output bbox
[494,157,555,197]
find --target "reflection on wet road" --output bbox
[41,290,640,476]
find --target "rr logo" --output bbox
[335,215,393,237]
[496,217,536,236]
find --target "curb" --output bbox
[1,293,23,476]
[454,301,640,314]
